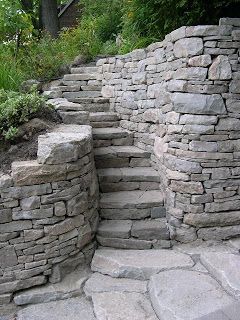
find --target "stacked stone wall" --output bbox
[0,125,99,303]
[98,18,240,243]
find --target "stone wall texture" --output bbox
[98,18,240,243]
[0,125,99,302]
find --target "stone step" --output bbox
[91,121,119,128]
[97,167,160,192]
[67,97,109,105]
[98,167,160,183]
[71,66,98,74]
[100,190,164,209]
[94,146,151,168]
[63,73,97,81]
[47,99,85,112]
[96,218,169,249]
[100,206,166,221]
[91,248,194,280]
[81,85,102,91]
[92,127,132,141]
[59,111,89,125]
[90,112,119,122]
[86,103,110,112]
[63,91,102,100]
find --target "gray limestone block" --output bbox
[37,125,92,165]
[97,236,153,250]
[59,111,90,125]
[184,211,240,228]
[209,55,232,80]
[0,246,18,269]
[197,225,240,241]
[172,92,226,115]
[11,161,67,186]
[173,38,203,58]
[131,219,169,240]
[188,54,212,67]
[0,209,12,224]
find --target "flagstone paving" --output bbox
[0,239,237,320]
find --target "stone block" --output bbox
[170,181,204,194]
[209,55,232,80]
[131,220,169,240]
[173,38,203,58]
[184,211,240,227]
[0,246,18,268]
[172,92,226,115]
[188,54,212,67]
[37,125,92,164]
[0,209,12,224]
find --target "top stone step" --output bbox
[71,66,99,74]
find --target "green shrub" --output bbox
[0,89,48,140]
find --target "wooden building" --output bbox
[58,0,81,29]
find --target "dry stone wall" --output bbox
[0,125,99,304]
[98,18,240,243]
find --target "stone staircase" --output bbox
[10,59,240,320]
[48,61,170,250]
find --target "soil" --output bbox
[0,109,61,174]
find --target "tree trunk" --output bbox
[40,0,59,38]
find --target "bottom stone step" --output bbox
[91,248,194,280]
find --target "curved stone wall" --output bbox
[0,125,99,303]
[98,18,240,243]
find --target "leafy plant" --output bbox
[0,89,48,141]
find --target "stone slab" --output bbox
[92,292,158,320]
[200,252,240,297]
[97,220,132,239]
[100,190,164,209]
[16,297,96,320]
[149,269,234,320]
[97,236,152,249]
[84,272,147,296]
[91,248,194,280]
[14,267,91,306]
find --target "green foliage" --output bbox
[121,0,240,43]
[0,0,33,41]
[0,89,47,140]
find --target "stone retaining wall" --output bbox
[0,125,99,304]
[98,18,240,243]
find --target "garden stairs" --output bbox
[51,61,170,250]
